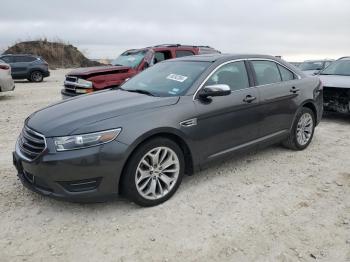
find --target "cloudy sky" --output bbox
[1,0,349,61]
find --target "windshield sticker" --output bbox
[127,57,136,61]
[172,88,180,92]
[166,74,188,82]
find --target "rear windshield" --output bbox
[121,61,211,97]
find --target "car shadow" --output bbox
[322,111,350,124]
[0,94,15,101]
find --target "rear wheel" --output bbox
[29,71,43,82]
[283,107,315,150]
[121,137,185,207]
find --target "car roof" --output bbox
[338,56,350,60]
[171,53,281,63]
[123,44,219,53]
[0,54,37,57]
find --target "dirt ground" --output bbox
[0,69,349,262]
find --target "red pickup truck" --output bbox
[61,44,220,98]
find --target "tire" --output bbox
[282,107,315,150]
[29,71,43,82]
[121,137,185,207]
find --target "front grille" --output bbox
[64,85,76,92]
[19,126,46,161]
[66,76,78,82]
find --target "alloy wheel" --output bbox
[296,112,313,146]
[135,146,180,200]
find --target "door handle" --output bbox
[243,95,257,103]
[290,86,300,93]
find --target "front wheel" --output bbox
[121,138,185,207]
[283,107,315,150]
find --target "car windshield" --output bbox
[111,50,147,68]
[320,60,350,76]
[120,61,211,97]
[299,61,323,71]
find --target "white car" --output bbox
[318,57,350,113]
[0,59,15,93]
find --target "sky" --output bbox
[0,0,349,61]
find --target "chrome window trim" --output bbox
[193,59,246,100]
[247,58,302,80]
[193,57,302,100]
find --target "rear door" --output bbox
[11,56,33,77]
[193,60,262,161]
[249,60,300,137]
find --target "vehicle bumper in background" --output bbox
[43,71,50,78]
[62,80,94,99]
[13,139,130,202]
[61,88,81,99]
[0,79,15,92]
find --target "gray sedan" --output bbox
[13,54,323,206]
[0,60,15,93]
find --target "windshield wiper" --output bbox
[124,89,157,96]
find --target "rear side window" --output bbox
[16,56,36,62]
[204,61,249,91]
[278,64,295,81]
[154,51,172,64]
[251,61,281,85]
[175,50,194,58]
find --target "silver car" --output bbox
[299,59,333,76]
[0,59,15,93]
[319,57,350,113]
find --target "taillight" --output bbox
[0,65,9,70]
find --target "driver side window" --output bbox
[204,61,249,91]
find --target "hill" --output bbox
[3,40,102,68]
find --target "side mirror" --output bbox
[199,84,231,99]
[143,62,150,70]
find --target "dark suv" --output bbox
[62,44,220,98]
[13,54,323,206]
[0,54,50,82]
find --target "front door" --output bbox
[193,61,262,162]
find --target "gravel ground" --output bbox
[0,70,349,262]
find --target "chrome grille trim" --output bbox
[18,126,47,161]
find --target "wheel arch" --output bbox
[301,100,318,123]
[118,129,195,193]
[289,100,318,132]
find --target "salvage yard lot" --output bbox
[0,69,349,261]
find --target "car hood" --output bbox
[26,90,179,137]
[67,65,131,76]
[318,75,350,88]
[302,70,317,76]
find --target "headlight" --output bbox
[54,128,121,151]
[77,78,93,88]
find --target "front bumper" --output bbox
[323,86,350,113]
[61,88,80,99]
[13,138,130,202]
